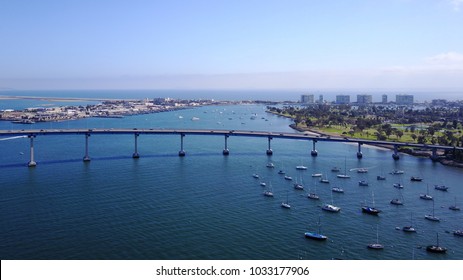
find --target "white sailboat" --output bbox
[294,176,304,190]
[281,190,291,209]
[402,213,416,232]
[322,191,341,212]
[307,181,319,200]
[425,200,440,222]
[449,197,460,211]
[296,160,307,170]
[419,184,433,200]
[337,158,350,178]
[367,225,384,250]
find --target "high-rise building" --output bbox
[357,94,372,104]
[301,94,314,104]
[318,94,324,103]
[336,95,350,104]
[396,94,414,105]
[382,94,388,104]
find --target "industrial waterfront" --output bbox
[0,93,462,260]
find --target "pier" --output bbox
[1,128,461,167]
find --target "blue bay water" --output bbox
[0,91,462,259]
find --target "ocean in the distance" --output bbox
[0,90,462,260]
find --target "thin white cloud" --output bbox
[425,51,463,65]
[450,0,463,11]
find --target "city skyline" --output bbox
[1,0,463,91]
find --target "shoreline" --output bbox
[285,117,463,169]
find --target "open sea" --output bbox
[0,90,462,260]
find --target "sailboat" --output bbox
[263,183,274,197]
[419,184,433,200]
[424,200,440,222]
[362,192,381,215]
[320,174,329,184]
[449,197,460,211]
[305,216,327,240]
[322,191,341,212]
[332,187,344,193]
[390,198,403,205]
[426,233,447,253]
[390,188,404,205]
[377,169,386,180]
[337,158,350,178]
[358,180,369,186]
[367,225,384,249]
[307,181,319,200]
[402,213,416,232]
[281,190,291,209]
[434,184,448,191]
[294,176,304,190]
[296,160,307,170]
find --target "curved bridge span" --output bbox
[1,128,461,167]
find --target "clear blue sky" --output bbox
[1,0,462,90]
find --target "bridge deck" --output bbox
[0,128,461,151]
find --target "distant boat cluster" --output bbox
[252,160,461,253]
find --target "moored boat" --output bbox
[359,180,369,186]
[322,204,341,212]
[434,185,448,191]
[362,206,381,215]
[305,216,327,241]
[367,226,384,250]
[426,233,447,253]
[263,190,274,197]
[332,187,344,193]
[390,198,403,205]
[410,176,423,182]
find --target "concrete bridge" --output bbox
[1,128,461,167]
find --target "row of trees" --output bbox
[267,104,463,147]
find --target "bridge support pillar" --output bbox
[311,140,318,156]
[179,133,186,157]
[83,133,91,162]
[266,136,273,156]
[133,133,140,158]
[357,143,363,159]
[223,134,230,155]
[28,135,37,167]
[429,148,439,161]
[392,145,400,160]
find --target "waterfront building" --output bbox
[396,94,414,105]
[357,94,372,104]
[382,94,388,104]
[301,94,314,104]
[432,99,447,106]
[336,95,350,104]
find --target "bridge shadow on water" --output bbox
[0,152,268,169]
